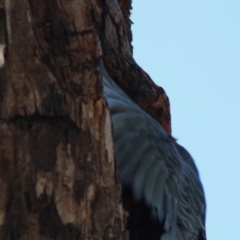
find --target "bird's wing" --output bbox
[99,62,184,233]
[175,144,207,240]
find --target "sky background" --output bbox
[131,1,240,239]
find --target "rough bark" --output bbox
[101,0,171,134]
[0,0,171,239]
[0,0,127,239]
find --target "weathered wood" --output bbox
[0,0,128,239]
[102,0,171,133]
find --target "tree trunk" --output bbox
[0,0,171,239]
[0,0,128,239]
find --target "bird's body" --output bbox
[99,62,206,240]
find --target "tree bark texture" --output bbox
[101,0,171,134]
[0,0,171,239]
[0,0,128,239]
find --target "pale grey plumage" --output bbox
[99,61,206,240]
[175,144,206,240]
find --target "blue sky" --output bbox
[131,1,240,239]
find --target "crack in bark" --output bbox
[1,114,79,131]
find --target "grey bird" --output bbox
[99,61,206,240]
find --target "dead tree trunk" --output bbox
[0,0,128,239]
[0,0,171,239]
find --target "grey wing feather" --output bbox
[99,62,206,240]
[175,144,207,240]
[99,62,184,233]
